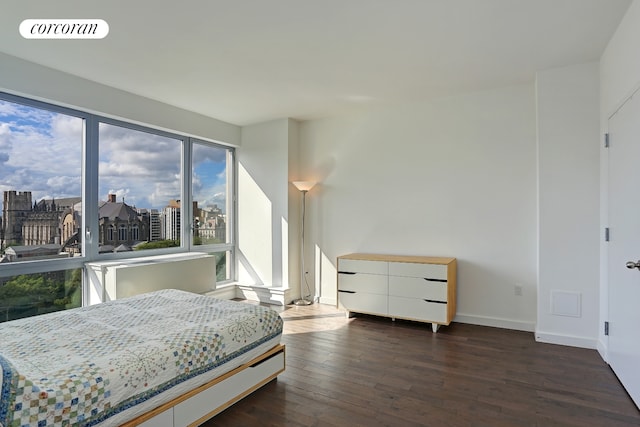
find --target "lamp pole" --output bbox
[292,181,316,305]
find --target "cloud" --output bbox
[0,122,12,144]
[0,100,53,125]
[0,123,13,167]
[2,105,82,182]
[0,100,83,211]
[191,143,228,211]
[0,99,229,213]
[193,142,226,164]
[46,175,82,196]
[98,123,183,208]
[51,114,83,142]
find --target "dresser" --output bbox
[337,253,457,332]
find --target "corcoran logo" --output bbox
[19,19,109,39]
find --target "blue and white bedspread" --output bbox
[0,289,283,427]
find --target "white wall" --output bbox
[599,0,640,358]
[299,84,538,330]
[601,0,640,119]
[238,119,288,287]
[535,62,601,349]
[237,118,300,293]
[0,52,240,145]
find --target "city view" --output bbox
[0,97,232,322]
[0,190,227,262]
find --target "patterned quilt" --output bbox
[0,289,283,427]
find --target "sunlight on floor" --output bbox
[279,303,350,335]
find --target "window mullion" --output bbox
[84,115,100,261]
[183,138,193,250]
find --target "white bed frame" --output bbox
[122,344,285,427]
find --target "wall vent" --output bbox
[550,290,582,318]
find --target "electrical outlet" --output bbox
[514,284,523,296]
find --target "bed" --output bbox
[0,289,285,427]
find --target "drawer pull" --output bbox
[423,278,447,283]
[423,299,447,304]
[338,290,356,294]
[338,271,356,275]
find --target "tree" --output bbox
[134,240,180,250]
[0,269,81,322]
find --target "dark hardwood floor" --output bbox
[203,303,640,427]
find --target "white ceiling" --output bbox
[0,0,632,126]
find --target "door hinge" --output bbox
[604,321,609,336]
[605,227,610,242]
[604,133,610,148]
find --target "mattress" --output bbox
[0,289,283,427]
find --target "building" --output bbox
[1,191,174,256]
[198,204,226,243]
[144,209,162,242]
[162,199,181,241]
[3,244,66,262]
[2,191,34,248]
[98,194,150,251]
[60,203,82,255]
[21,211,60,246]
[1,191,81,252]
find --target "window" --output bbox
[192,142,231,245]
[192,142,234,281]
[210,250,231,283]
[0,92,236,320]
[0,268,82,323]
[0,97,84,262]
[98,121,183,252]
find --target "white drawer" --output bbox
[138,409,173,427]
[388,262,447,280]
[338,291,388,315]
[389,276,447,301]
[338,259,388,275]
[174,350,284,426]
[388,296,447,323]
[338,272,388,295]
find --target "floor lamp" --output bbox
[292,181,316,306]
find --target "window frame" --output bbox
[0,92,236,290]
[189,139,236,283]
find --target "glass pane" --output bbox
[98,122,182,253]
[0,268,82,323]
[192,143,230,245]
[0,99,83,263]
[210,250,230,282]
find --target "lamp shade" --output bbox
[292,181,316,191]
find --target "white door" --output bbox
[608,91,640,409]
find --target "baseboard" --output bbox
[454,313,535,332]
[319,296,337,306]
[534,330,598,350]
[205,284,292,306]
[205,285,238,300]
[236,284,292,306]
[597,337,608,362]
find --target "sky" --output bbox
[0,98,228,213]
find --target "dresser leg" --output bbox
[432,323,440,333]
